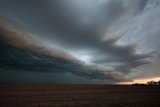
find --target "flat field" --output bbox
[0,85,160,107]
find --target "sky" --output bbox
[0,0,160,84]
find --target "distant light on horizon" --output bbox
[116,77,160,85]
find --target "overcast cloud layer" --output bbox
[0,0,160,84]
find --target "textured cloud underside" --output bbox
[0,0,159,83]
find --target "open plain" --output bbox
[0,85,160,107]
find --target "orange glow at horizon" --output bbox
[116,77,160,85]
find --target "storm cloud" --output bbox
[0,19,127,82]
[0,0,159,83]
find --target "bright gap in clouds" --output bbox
[79,55,92,63]
[116,77,160,85]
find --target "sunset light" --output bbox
[116,77,160,85]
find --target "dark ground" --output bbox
[0,84,160,107]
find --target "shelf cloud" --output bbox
[0,0,159,83]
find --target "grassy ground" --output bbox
[0,84,160,107]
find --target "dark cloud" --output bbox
[0,17,74,60]
[0,18,125,82]
[0,41,125,82]
[0,0,159,83]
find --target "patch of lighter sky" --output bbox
[116,77,160,85]
[117,0,160,54]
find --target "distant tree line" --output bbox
[132,80,160,86]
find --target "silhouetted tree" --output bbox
[147,81,155,85]
[132,80,160,86]
[158,80,160,85]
